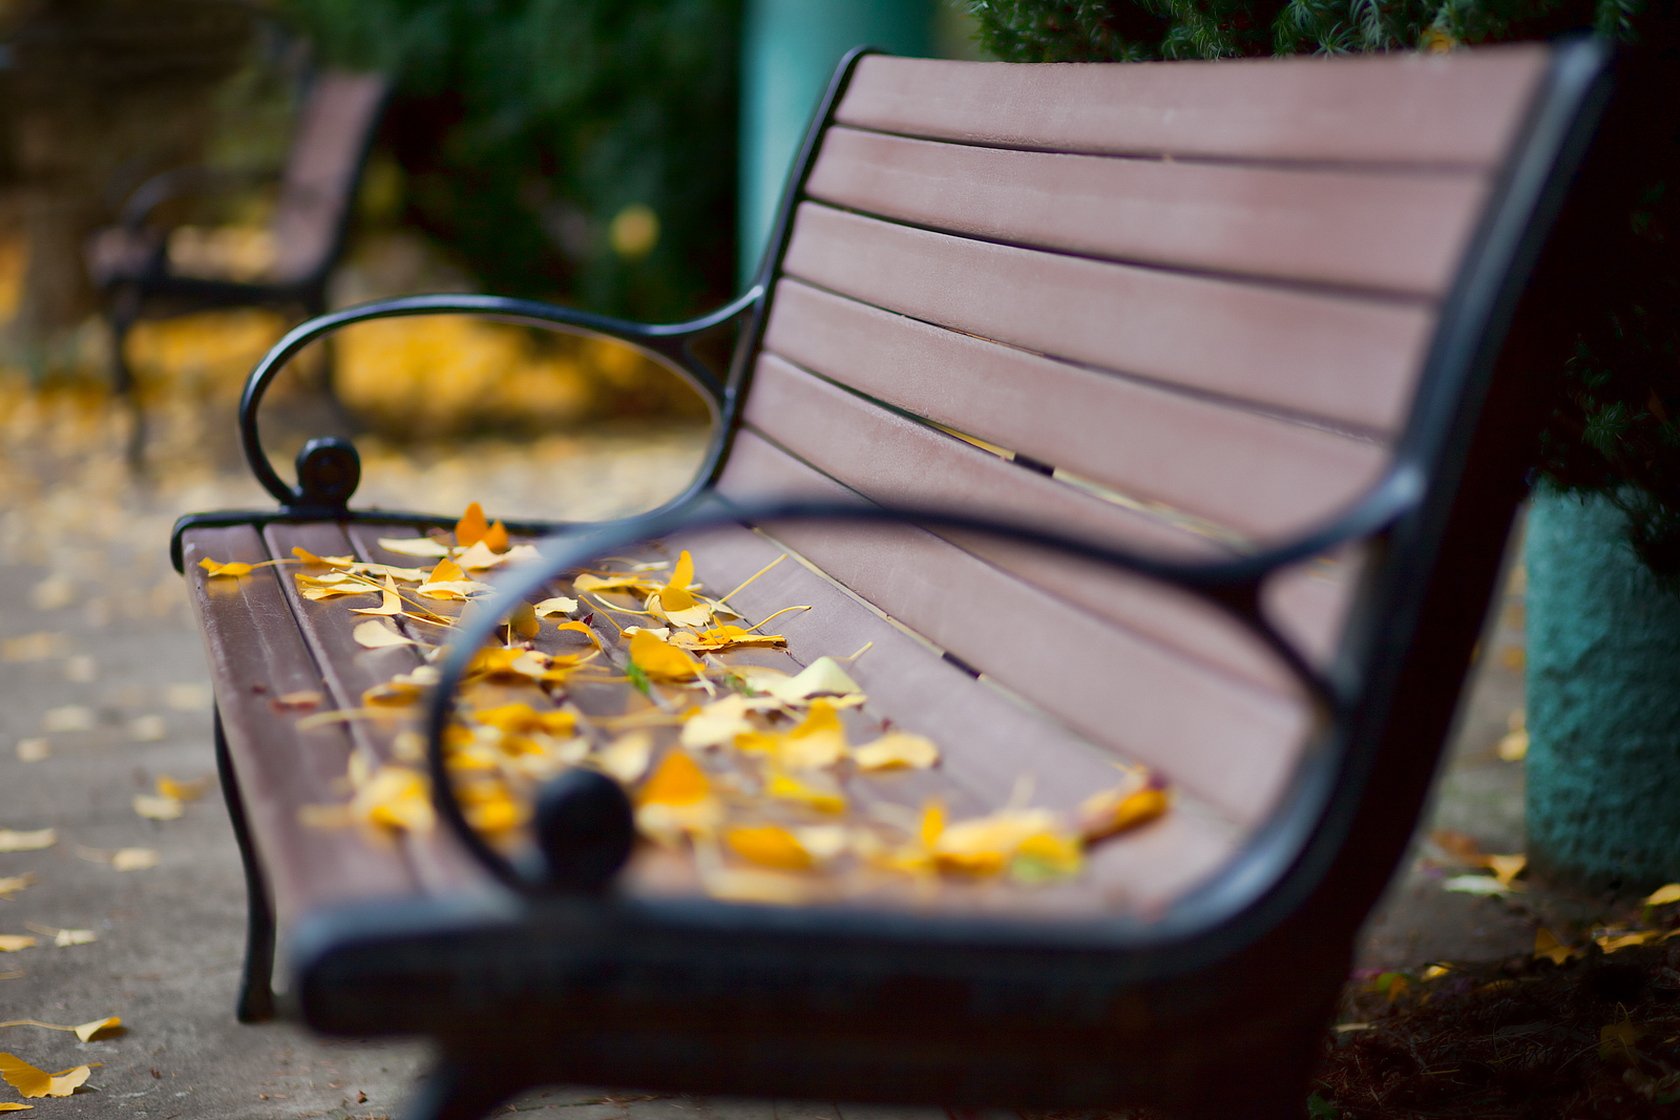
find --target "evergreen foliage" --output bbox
[278,0,739,320]
[965,0,1680,579]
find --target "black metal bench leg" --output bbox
[108,291,147,469]
[214,708,277,1022]
[404,1056,518,1120]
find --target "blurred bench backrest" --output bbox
[272,69,389,282]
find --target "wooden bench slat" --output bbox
[781,202,1433,434]
[717,431,1315,825]
[759,289,1393,542]
[835,48,1549,168]
[181,525,421,919]
[263,521,494,900]
[806,127,1489,298]
[739,353,1357,678]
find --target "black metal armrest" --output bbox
[420,495,1397,919]
[118,165,283,231]
[235,290,758,514]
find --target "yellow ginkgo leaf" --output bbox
[0,1101,31,1110]
[156,775,212,803]
[291,546,353,566]
[0,1053,92,1098]
[0,831,55,854]
[110,849,159,872]
[352,620,416,650]
[197,557,252,579]
[506,602,541,641]
[1077,783,1171,842]
[750,658,866,707]
[0,876,33,901]
[628,629,704,682]
[473,703,577,738]
[1533,927,1577,965]
[637,750,712,807]
[764,770,847,814]
[376,535,452,559]
[725,825,815,871]
[0,937,36,953]
[1642,883,1680,907]
[853,733,940,772]
[775,701,849,770]
[533,596,578,618]
[50,930,96,948]
[1485,853,1527,888]
[348,578,405,617]
[454,541,506,572]
[73,1017,122,1043]
[671,624,787,652]
[934,809,1062,877]
[1011,831,1085,882]
[598,733,653,783]
[455,501,490,547]
[482,520,510,553]
[426,557,466,585]
[680,695,763,750]
[350,767,434,833]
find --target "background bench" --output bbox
[173,39,1621,1120]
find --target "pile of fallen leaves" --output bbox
[202,502,1171,904]
[1318,884,1680,1119]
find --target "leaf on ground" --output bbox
[164,684,212,712]
[0,831,55,854]
[40,707,94,734]
[132,795,183,822]
[2,633,65,664]
[45,930,96,948]
[110,849,159,872]
[1442,873,1519,896]
[156,776,211,802]
[128,715,167,743]
[0,1102,31,1110]
[72,1017,122,1043]
[1599,1014,1643,1064]
[934,809,1065,877]
[0,876,34,901]
[637,750,712,807]
[14,740,49,764]
[0,938,35,953]
[454,540,506,572]
[1642,883,1680,907]
[352,620,417,650]
[1533,927,1578,965]
[0,1053,93,1098]
[29,578,74,612]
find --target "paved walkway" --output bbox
[0,380,1544,1119]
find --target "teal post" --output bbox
[739,0,936,283]
[1525,489,1680,890]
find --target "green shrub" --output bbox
[281,0,740,320]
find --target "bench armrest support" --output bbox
[236,290,758,513]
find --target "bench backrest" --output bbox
[271,69,389,283]
[713,43,1609,930]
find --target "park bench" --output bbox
[172,38,1629,1120]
